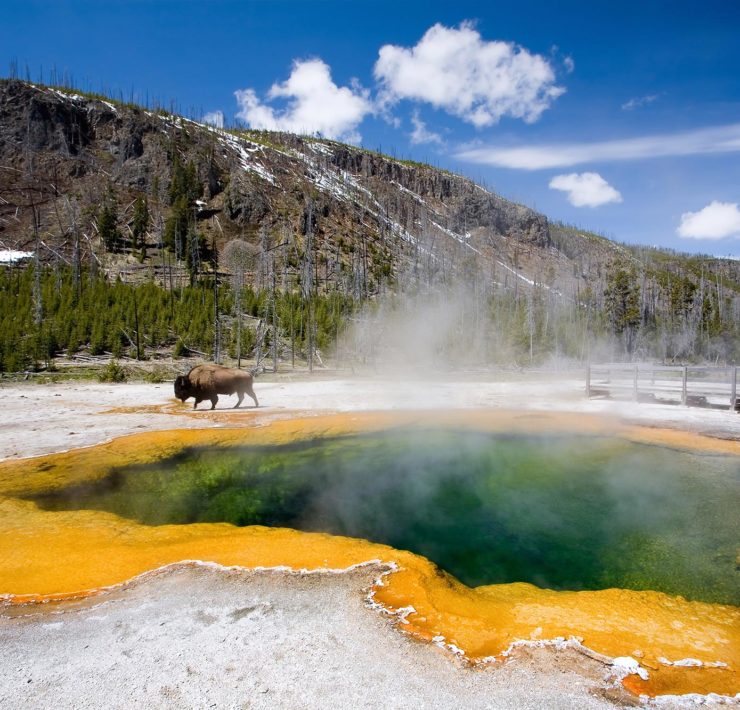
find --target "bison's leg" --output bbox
[210,394,219,410]
[247,386,259,408]
[234,391,244,409]
[193,398,200,410]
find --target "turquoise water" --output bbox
[30,431,740,605]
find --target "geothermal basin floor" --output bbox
[2,373,739,460]
[1,374,738,709]
[1,565,626,710]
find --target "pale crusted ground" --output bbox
[0,565,629,710]
[0,373,737,709]
[0,372,738,460]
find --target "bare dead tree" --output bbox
[30,197,42,327]
[270,253,278,372]
[223,238,259,368]
[302,197,315,372]
[258,223,271,291]
[66,196,81,299]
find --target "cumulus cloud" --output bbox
[622,94,659,111]
[409,111,443,145]
[677,201,740,240]
[202,110,224,129]
[456,123,740,170]
[549,172,622,207]
[234,59,372,142]
[374,22,564,127]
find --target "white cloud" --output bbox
[374,22,564,127]
[622,94,659,111]
[234,59,372,142]
[549,172,622,207]
[563,56,575,74]
[202,110,224,129]
[409,111,443,145]
[677,201,740,240]
[456,123,740,170]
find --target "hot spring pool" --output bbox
[29,430,739,605]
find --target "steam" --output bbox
[342,285,492,375]
[337,264,594,375]
[337,247,517,374]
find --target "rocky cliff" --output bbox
[0,79,736,304]
[0,80,615,296]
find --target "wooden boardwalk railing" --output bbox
[586,363,738,411]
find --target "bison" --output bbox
[174,364,259,410]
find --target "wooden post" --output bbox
[681,366,688,406]
[731,366,738,412]
[633,364,639,401]
[586,363,591,398]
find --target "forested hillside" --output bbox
[0,79,738,372]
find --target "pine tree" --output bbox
[185,228,204,286]
[164,195,189,257]
[98,197,120,252]
[604,267,641,354]
[165,150,202,265]
[132,195,149,250]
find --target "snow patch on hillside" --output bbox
[48,88,84,103]
[496,260,536,286]
[0,250,34,263]
[217,132,277,185]
[430,220,482,255]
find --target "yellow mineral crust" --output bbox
[0,410,737,698]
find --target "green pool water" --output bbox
[30,431,740,605]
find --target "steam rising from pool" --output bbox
[30,430,739,605]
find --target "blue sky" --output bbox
[3,0,740,256]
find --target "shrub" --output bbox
[143,366,169,383]
[98,359,128,383]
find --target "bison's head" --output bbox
[174,375,191,402]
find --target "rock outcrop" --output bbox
[4,79,735,302]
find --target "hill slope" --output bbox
[0,80,628,291]
[1,79,738,365]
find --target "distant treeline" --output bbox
[0,265,353,372]
[1,259,738,373]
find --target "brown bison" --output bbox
[174,364,259,410]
